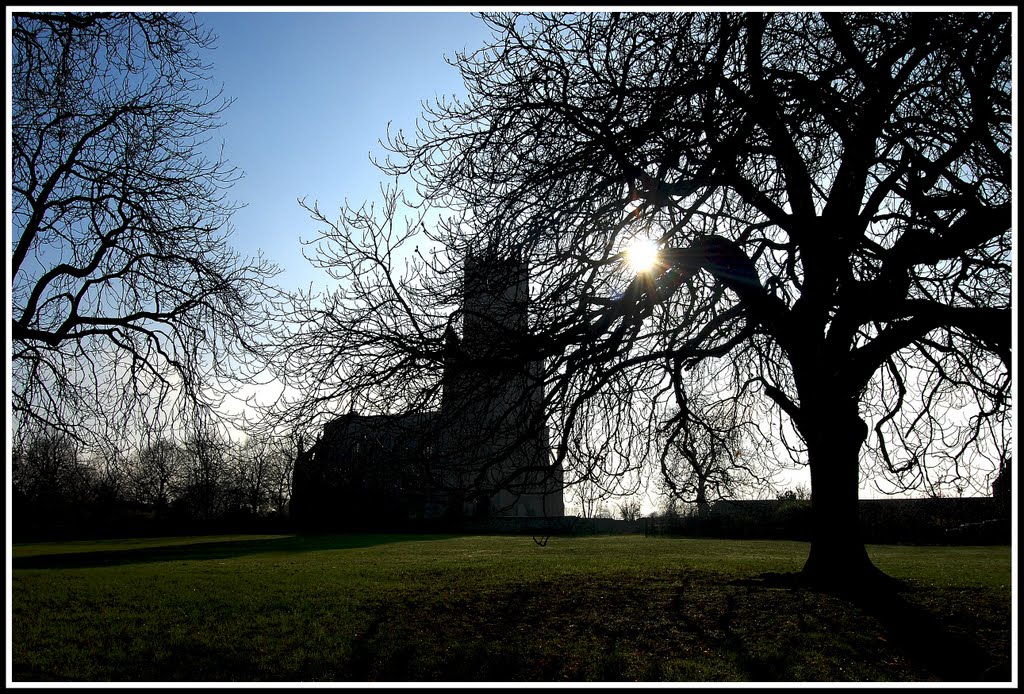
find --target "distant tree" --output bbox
[269,12,1010,589]
[178,421,231,521]
[266,435,299,517]
[659,388,776,514]
[229,434,295,517]
[11,11,278,448]
[83,439,132,520]
[568,476,612,520]
[558,399,650,519]
[777,485,811,502]
[616,498,643,522]
[12,428,91,528]
[129,435,186,518]
[655,495,684,521]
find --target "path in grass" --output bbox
[11,534,1013,682]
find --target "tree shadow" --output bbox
[730,571,1010,682]
[12,533,459,570]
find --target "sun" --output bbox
[625,238,659,273]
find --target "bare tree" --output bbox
[266,435,298,517]
[559,390,653,517]
[129,435,186,519]
[267,12,1010,589]
[655,494,685,521]
[777,485,810,502]
[179,420,231,522]
[12,427,91,530]
[616,498,643,522]
[659,378,778,514]
[83,436,133,520]
[229,434,295,517]
[567,476,612,520]
[11,12,279,449]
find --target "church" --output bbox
[290,251,565,526]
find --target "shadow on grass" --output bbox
[732,571,1010,682]
[859,586,1011,682]
[12,533,458,570]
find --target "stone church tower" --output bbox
[291,249,563,526]
[439,250,559,517]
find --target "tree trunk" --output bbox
[695,476,708,511]
[799,399,891,589]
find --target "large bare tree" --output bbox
[268,12,1011,588]
[11,12,279,448]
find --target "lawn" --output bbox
[10,533,1013,682]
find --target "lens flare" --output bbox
[626,238,658,273]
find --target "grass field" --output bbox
[10,533,1014,682]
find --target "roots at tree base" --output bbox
[740,548,1005,681]
[799,542,901,592]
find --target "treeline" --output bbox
[644,496,1010,545]
[12,427,297,541]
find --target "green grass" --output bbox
[11,534,1013,682]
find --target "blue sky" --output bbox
[198,10,494,290]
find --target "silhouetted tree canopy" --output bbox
[11,12,279,448]
[659,395,772,511]
[269,11,1011,588]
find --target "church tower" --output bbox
[443,249,532,410]
[295,247,565,527]
[440,249,562,517]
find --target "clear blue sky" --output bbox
[198,10,494,290]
